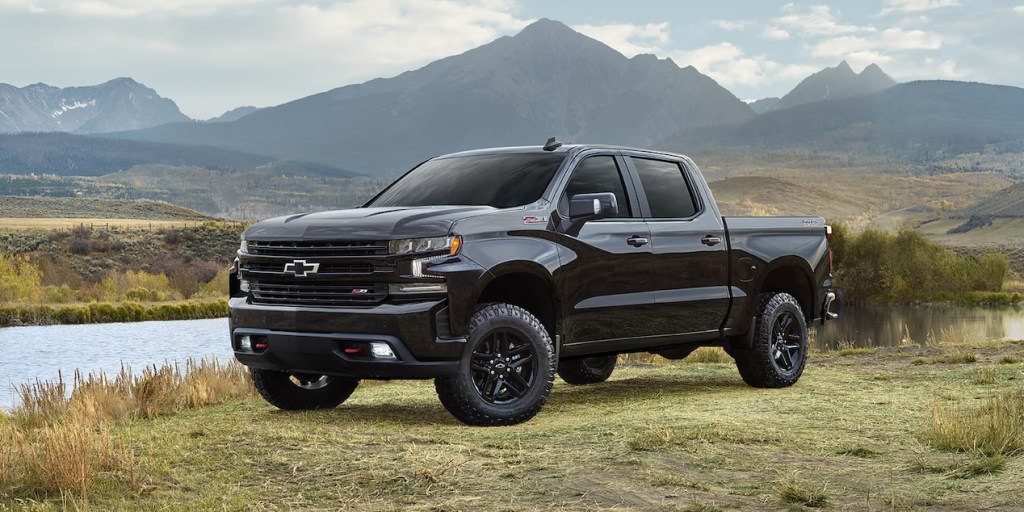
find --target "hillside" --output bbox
[964,181,1024,217]
[0,78,189,134]
[0,132,361,178]
[0,196,213,221]
[107,19,754,177]
[668,81,1024,163]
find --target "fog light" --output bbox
[239,335,251,350]
[240,279,250,292]
[370,342,397,360]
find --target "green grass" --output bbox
[4,340,1024,510]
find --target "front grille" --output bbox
[250,281,388,307]
[243,238,392,307]
[247,240,387,257]
[243,261,384,276]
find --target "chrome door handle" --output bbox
[701,235,722,247]
[627,236,649,247]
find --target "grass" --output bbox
[0,299,228,327]
[1,359,253,498]
[924,387,1024,457]
[2,341,1024,509]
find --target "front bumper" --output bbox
[229,297,464,379]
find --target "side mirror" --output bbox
[569,192,618,220]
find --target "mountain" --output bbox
[207,106,261,123]
[776,61,897,110]
[0,132,362,177]
[665,80,1024,160]
[0,78,190,134]
[108,19,754,177]
[748,97,780,114]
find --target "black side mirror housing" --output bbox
[569,192,618,220]
[558,192,618,236]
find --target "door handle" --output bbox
[701,235,722,247]
[627,236,649,247]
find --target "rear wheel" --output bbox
[251,369,359,410]
[733,292,808,388]
[558,355,616,384]
[435,303,555,426]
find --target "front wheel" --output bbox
[250,369,359,410]
[733,292,808,388]
[435,303,555,426]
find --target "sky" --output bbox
[1,0,1022,119]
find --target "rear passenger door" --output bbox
[624,155,730,339]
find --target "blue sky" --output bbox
[1,0,1021,118]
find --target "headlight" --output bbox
[389,236,461,256]
[239,239,248,254]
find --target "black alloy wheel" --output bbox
[732,292,808,388]
[470,329,538,405]
[770,311,804,373]
[435,303,555,426]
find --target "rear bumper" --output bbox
[821,291,839,325]
[228,297,464,379]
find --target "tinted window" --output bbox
[368,153,566,208]
[560,156,632,218]
[632,158,699,219]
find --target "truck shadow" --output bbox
[279,372,748,426]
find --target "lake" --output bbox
[1,306,1022,409]
[814,304,1024,350]
[0,318,231,410]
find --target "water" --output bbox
[1,307,1021,409]
[815,305,1024,350]
[0,318,231,410]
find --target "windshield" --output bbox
[367,153,566,208]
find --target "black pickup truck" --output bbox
[229,141,837,425]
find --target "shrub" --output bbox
[0,253,43,303]
[831,223,1010,303]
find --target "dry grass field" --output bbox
[3,339,1024,511]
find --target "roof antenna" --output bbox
[543,136,562,151]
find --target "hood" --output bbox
[243,206,494,240]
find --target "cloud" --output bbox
[673,42,816,90]
[1015,5,1024,13]
[761,26,791,41]
[573,22,670,57]
[774,5,869,36]
[711,19,752,31]
[880,0,958,15]
[812,28,942,61]
[1,0,268,17]
[0,0,533,117]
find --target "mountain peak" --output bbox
[0,77,188,134]
[776,61,897,110]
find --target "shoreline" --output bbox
[0,299,227,328]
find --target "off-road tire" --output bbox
[435,303,555,426]
[733,292,808,388]
[557,355,616,384]
[251,369,359,410]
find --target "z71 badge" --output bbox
[523,215,548,225]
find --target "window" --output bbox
[560,156,632,218]
[368,153,566,208]
[632,158,699,219]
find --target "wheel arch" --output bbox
[757,257,816,322]
[472,263,560,343]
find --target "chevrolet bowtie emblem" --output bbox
[283,259,320,277]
